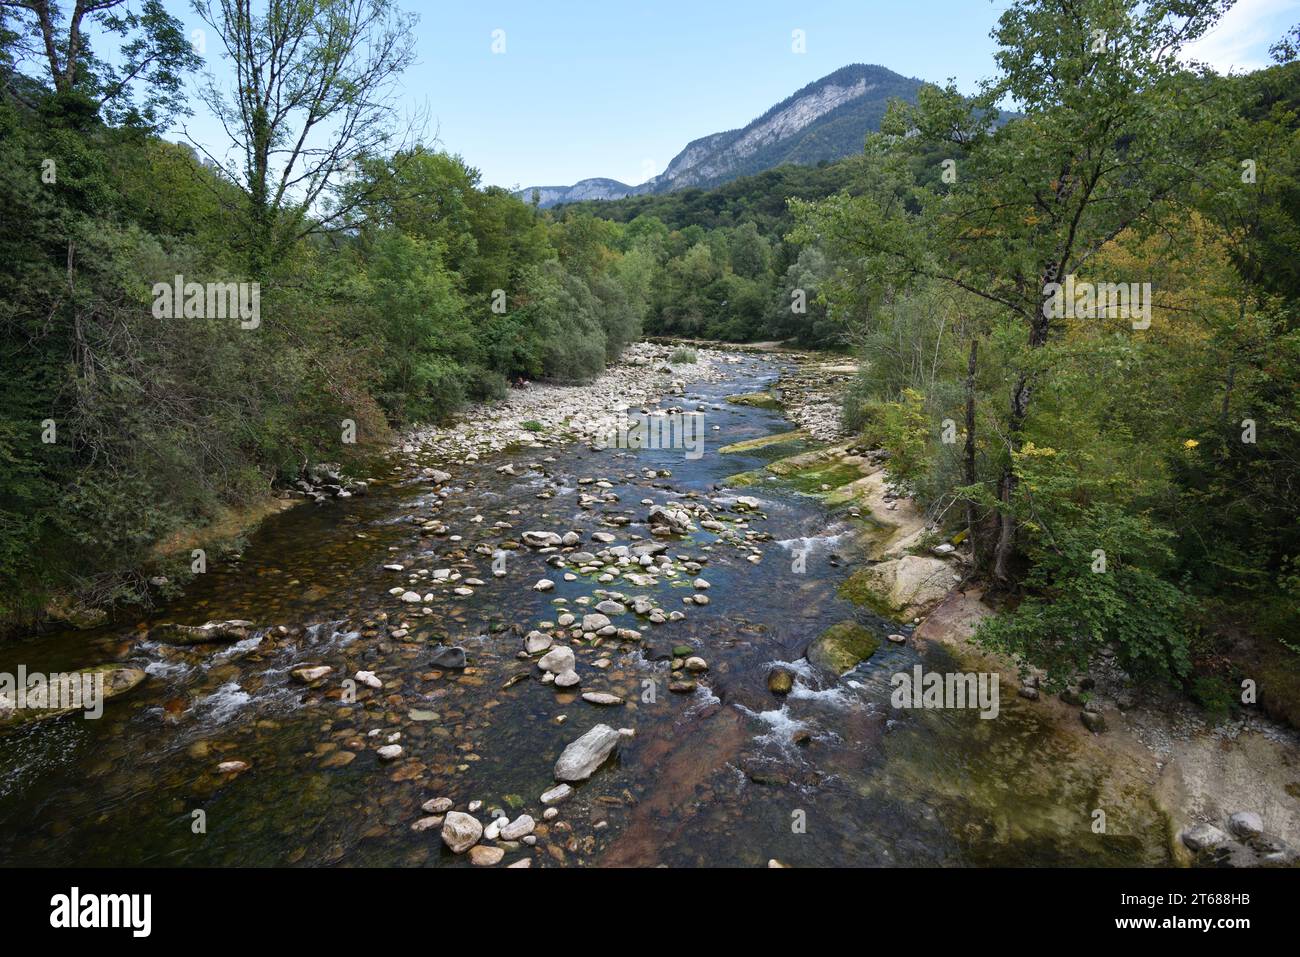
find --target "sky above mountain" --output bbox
[167,0,1299,191]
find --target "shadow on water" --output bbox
[0,355,1169,866]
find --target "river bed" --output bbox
[0,352,1172,867]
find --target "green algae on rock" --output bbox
[717,429,808,454]
[808,621,881,675]
[839,556,954,619]
[724,391,784,410]
[723,441,871,498]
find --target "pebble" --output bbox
[541,783,574,805]
[469,845,505,866]
[291,665,332,683]
[500,815,535,840]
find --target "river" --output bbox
[0,352,1171,866]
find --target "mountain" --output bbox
[518,64,924,208]
[523,177,638,208]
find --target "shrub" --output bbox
[853,388,930,491]
[975,447,1194,688]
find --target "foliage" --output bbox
[0,11,652,627]
[796,1,1300,688]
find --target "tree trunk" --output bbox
[964,336,978,562]
[247,105,273,275]
[992,289,1053,583]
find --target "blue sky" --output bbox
[167,0,1299,191]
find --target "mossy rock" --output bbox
[718,429,808,454]
[837,568,893,615]
[722,469,764,488]
[838,557,953,619]
[725,391,784,410]
[723,442,868,498]
[807,621,880,675]
[777,461,867,495]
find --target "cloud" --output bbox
[1182,0,1299,73]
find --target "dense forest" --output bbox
[0,0,1297,722]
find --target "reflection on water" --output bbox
[0,355,1170,867]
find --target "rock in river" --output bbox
[538,646,575,674]
[840,556,952,619]
[441,811,483,853]
[0,664,146,734]
[524,630,553,654]
[647,504,693,535]
[807,621,880,675]
[767,667,795,695]
[429,646,466,669]
[291,665,332,684]
[554,723,622,782]
[500,814,535,840]
[150,619,255,646]
[523,531,563,548]
[540,783,573,805]
[469,845,504,866]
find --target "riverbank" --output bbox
[749,354,1300,866]
[401,341,736,462]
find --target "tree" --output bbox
[728,220,771,278]
[1,0,197,127]
[813,0,1235,582]
[189,0,419,272]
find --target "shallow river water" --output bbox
[0,354,1172,866]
